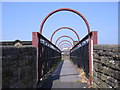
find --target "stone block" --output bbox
[93,44,120,88]
[2,46,37,88]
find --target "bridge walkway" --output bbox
[39,60,88,88]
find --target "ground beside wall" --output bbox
[93,45,120,88]
[1,46,37,88]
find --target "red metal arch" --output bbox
[58,40,73,48]
[60,46,70,51]
[59,43,72,48]
[50,27,80,42]
[60,45,70,49]
[55,35,74,45]
[39,8,90,34]
[59,43,71,49]
[60,45,70,50]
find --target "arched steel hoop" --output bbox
[60,45,70,50]
[59,43,71,49]
[58,40,73,48]
[50,27,80,42]
[55,35,74,45]
[39,8,90,34]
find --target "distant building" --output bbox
[61,48,70,60]
[0,40,32,46]
[14,40,22,46]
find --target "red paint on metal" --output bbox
[32,32,38,47]
[59,43,71,50]
[89,31,98,86]
[89,35,93,86]
[59,43,71,48]
[60,46,70,50]
[50,27,80,42]
[60,45,70,49]
[32,32,41,82]
[92,31,98,45]
[58,40,73,48]
[88,31,98,86]
[55,35,74,46]
[39,8,90,34]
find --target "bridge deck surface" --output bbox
[39,60,87,88]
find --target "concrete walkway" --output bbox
[39,60,87,88]
[57,59,80,82]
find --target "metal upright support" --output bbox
[32,32,41,83]
[89,31,98,86]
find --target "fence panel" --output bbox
[70,31,98,85]
[70,40,89,77]
[32,32,61,82]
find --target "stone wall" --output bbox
[1,46,37,88]
[93,45,120,88]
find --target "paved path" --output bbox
[39,60,87,88]
[56,59,80,82]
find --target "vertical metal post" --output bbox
[92,31,98,45]
[32,32,38,47]
[32,32,41,83]
[89,33,93,86]
[89,31,97,86]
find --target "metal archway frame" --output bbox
[50,27,80,42]
[59,43,71,49]
[58,40,73,48]
[55,35,74,45]
[60,45,70,50]
[59,43,72,48]
[60,45,70,49]
[39,8,90,34]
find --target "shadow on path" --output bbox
[38,60,88,88]
[38,60,64,88]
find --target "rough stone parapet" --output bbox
[1,46,37,88]
[93,45,120,88]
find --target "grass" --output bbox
[76,80,82,83]
[69,59,73,63]
[53,59,62,68]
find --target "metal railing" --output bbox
[70,31,98,85]
[32,32,61,83]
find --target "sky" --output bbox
[1,2,118,44]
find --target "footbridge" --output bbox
[1,8,119,89]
